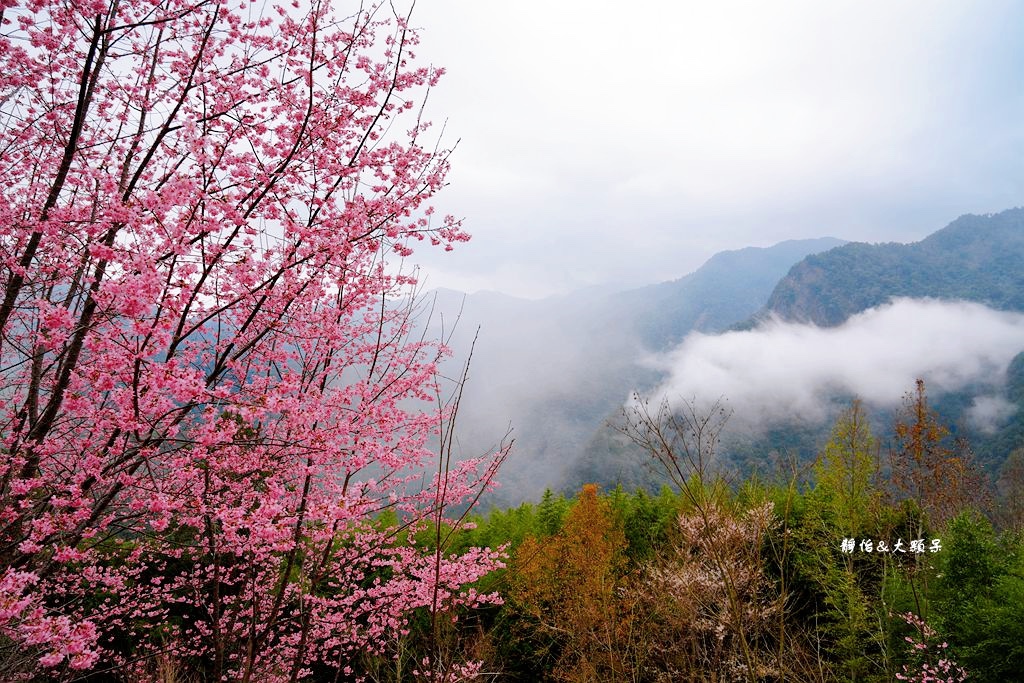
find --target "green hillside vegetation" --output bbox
[765,209,1024,326]
[573,383,1014,496]
[358,388,1024,682]
[569,210,1024,494]
[972,352,1024,470]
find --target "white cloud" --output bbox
[967,395,1019,435]
[648,298,1024,427]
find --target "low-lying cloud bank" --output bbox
[648,298,1024,430]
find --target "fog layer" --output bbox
[650,298,1024,428]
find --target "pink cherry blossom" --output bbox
[0,0,504,679]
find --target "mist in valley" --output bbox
[424,281,1024,504]
[648,298,1024,432]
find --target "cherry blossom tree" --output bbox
[633,502,785,682]
[0,0,505,679]
[895,612,968,683]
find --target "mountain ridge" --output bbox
[424,237,847,503]
[763,208,1024,326]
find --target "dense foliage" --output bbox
[2,0,1020,680]
[765,209,1024,326]
[0,0,505,679]
[377,384,1024,682]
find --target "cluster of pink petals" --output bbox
[894,612,967,683]
[0,570,99,670]
[0,0,501,678]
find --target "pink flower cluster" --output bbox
[0,0,503,678]
[895,612,968,683]
[0,570,99,670]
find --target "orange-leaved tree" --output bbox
[891,380,988,529]
[509,484,636,682]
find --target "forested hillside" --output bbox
[611,237,845,348]
[428,239,844,503]
[373,388,1024,681]
[569,211,1024,494]
[765,209,1024,326]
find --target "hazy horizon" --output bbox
[406,1,1024,299]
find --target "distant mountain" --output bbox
[765,209,1024,326]
[766,210,1024,473]
[567,210,1024,494]
[426,238,845,504]
[613,237,846,349]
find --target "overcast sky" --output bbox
[402,1,1024,299]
